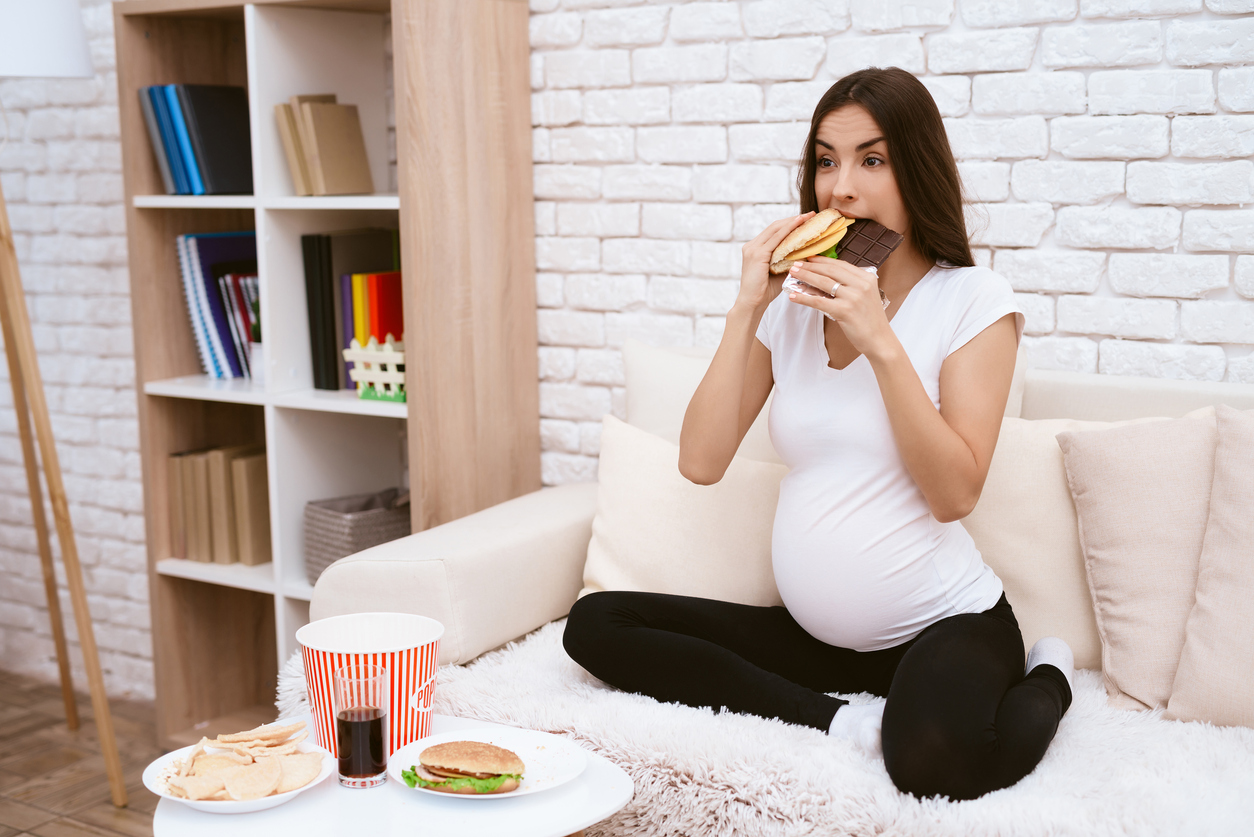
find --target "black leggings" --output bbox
[563,590,1071,801]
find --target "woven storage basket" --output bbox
[304,487,411,586]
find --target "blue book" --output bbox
[187,232,257,378]
[164,85,205,195]
[148,87,189,195]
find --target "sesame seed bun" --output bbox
[419,741,525,777]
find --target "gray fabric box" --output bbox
[304,487,410,586]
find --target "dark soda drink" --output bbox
[336,706,386,780]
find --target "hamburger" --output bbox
[769,209,855,274]
[401,741,525,795]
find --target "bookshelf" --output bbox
[115,0,539,748]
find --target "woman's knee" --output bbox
[882,713,995,800]
[562,591,624,663]
[883,716,952,798]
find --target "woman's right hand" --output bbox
[736,212,815,312]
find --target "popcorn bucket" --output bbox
[296,612,443,758]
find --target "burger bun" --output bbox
[769,209,852,274]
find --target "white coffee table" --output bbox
[153,714,634,837]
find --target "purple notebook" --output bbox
[341,274,355,389]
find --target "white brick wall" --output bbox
[529,0,1254,494]
[0,0,152,700]
[3,0,1254,702]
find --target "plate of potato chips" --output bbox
[142,718,334,813]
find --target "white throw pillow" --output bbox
[623,339,781,465]
[581,415,788,607]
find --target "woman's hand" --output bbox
[785,256,895,360]
[735,212,814,312]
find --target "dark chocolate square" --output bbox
[837,219,904,268]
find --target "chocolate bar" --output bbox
[837,219,904,268]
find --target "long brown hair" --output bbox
[798,67,973,268]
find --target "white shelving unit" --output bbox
[120,0,538,748]
[131,4,402,676]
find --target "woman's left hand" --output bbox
[786,256,893,359]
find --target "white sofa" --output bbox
[311,340,1254,665]
[308,340,1254,835]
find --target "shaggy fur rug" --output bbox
[278,620,1254,836]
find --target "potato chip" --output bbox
[233,731,308,758]
[276,752,323,794]
[169,774,227,801]
[178,738,209,778]
[217,721,305,744]
[225,756,282,801]
[192,753,252,777]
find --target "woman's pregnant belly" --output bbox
[770,475,957,652]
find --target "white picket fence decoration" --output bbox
[343,335,406,401]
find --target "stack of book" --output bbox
[168,446,271,566]
[275,94,374,196]
[139,84,253,195]
[178,231,259,379]
[301,228,402,391]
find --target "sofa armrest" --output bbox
[310,482,598,666]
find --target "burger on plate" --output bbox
[401,741,525,795]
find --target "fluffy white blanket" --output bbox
[278,621,1254,836]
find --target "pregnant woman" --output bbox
[562,67,1074,801]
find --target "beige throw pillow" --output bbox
[963,417,1112,671]
[1056,409,1217,711]
[581,415,787,607]
[1166,405,1254,727]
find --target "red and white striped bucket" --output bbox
[296,612,443,758]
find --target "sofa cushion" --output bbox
[623,340,781,465]
[1167,405,1254,728]
[962,417,1106,672]
[1056,409,1217,711]
[581,415,787,606]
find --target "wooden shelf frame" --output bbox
[115,0,539,748]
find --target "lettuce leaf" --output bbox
[401,767,522,793]
[819,243,840,259]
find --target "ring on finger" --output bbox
[828,281,840,297]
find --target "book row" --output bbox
[139,84,252,196]
[301,227,404,391]
[276,94,375,196]
[178,231,259,380]
[168,446,271,567]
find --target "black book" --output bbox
[326,229,397,388]
[175,84,253,195]
[302,229,399,391]
[301,234,330,389]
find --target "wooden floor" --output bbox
[0,669,159,837]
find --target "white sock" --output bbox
[1026,636,1074,691]
[828,700,885,756]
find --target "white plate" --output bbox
[389,727,588,799]
[141,725,335,814]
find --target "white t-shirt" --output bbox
[755,263,1025,652]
